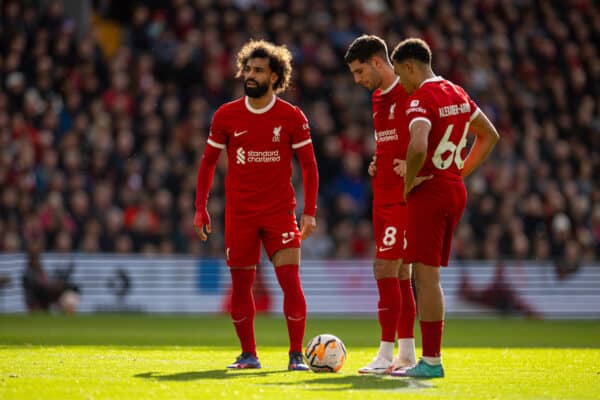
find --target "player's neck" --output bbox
[415,68,436,90]
[246,92,275,110]
[379,68,398,92]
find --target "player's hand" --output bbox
[368,155,377,177]
[300,214,316,240]
[414,175,433,187]
[393,158,406,176]
[193,209,212,241]
[403,175,433,200]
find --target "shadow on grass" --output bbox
[134,369,290,381]
[265,374,435,391]
[134,370,435,391]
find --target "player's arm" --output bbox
[404,119,430,200]
[295,143,319,240]
[194,141,222,241]
[461,110,499,178]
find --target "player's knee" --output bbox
[414,276,441,293]
[373,259,400,279]
[398,263,411,280]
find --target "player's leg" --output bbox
[359,205,402,374]
[414,262,444,358]
[392,261,445,378]
[388,262,417,372]
[263,211,308,371]
[412,182,466,372]
[393,182,465,378]
[358,257,402,374]
[225,215,262,369]
[391,204,417,371]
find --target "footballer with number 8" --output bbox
[345,35,434,375]
[194,40,319,371]
[390,38,499,378]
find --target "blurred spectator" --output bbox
[0,1,597,270]
[21,242,80,314]
[459,261,541,319]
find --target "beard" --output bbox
[244,79,270,98]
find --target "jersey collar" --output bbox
[380,77,400,95]
[245,94,276,114]
[419,75,443,88]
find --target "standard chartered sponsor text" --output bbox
[375,128,398,142]
[247,150,281,162]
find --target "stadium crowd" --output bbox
[0,0,598,272]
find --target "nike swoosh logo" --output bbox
[379,247,393,252]
[282,237,294,244]
[234,130,248,137]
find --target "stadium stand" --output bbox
[0,0,598,275]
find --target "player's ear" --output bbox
[371,56,380,68]
[374,55,386,69]
[270,71,278,88]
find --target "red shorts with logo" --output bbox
[224,209,301,267]
[406,177,467,267]
[373,203,408,260]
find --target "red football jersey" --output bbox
[372,78,411,206]
[405,76,479,180]
[207,95,312,216]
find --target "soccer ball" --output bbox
[304,334,347,372]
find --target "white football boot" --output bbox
[386,355,417,374]
[358,355,392,374]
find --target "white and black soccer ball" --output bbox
[304,334,347,372]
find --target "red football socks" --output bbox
[230,268,257,356]
[376,277,401,342]
[420,320,444,357]
[275,264,306,354]
[397,279,416,339]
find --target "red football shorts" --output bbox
[373,203,408,261]
[406,177,467,267]
[224,209,301,267]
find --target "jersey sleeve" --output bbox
[467,95,480,122]
[455,85,480,122]
[290,106,312,150]
[405,91,435,131]
[206,108,227,149]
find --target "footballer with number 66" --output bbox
[390,38,499,378]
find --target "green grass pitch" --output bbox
[1,315,599,399]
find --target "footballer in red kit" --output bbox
[390,38,499,378]
[207,96,314,266]
[370,78,409,261]
[402,76,479,267]
[194,40,318,372]
[345,35,420,375]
